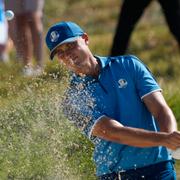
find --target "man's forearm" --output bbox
[92,117,180,150]
[92,118,167,147]
[156,106,177,133]
[108,126,167,147]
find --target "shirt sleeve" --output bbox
[126,56,162,99]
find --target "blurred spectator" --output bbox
[0,0,8,63]
[5,0,44,76]
[111,0,180,56]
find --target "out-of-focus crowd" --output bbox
[1,0,44,77]
[1,0,180,77]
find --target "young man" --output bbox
[45,21,180,179]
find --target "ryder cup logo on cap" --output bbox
[50,31,59,42]
[45,21,84,60]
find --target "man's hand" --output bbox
[163,131,180,150]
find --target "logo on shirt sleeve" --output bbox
[118,79,128,88]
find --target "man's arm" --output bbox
[92,91,180,150]
[142,91,177,133]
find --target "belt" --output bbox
[98,160,174,180]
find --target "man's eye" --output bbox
[69,42,77,49]
[68,43,74,49]
[57,50,64,57]
[66,45,71,50]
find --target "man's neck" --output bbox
[89,56,100,78]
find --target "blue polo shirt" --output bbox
[63,55,171,176]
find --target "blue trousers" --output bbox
[98,161,176,180]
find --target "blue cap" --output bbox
[45,21,84,60]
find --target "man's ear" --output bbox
[82,33,89,44]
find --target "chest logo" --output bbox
[118,79,128,88]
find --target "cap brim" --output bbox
[50,36,80,60]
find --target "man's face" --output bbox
[56,35,90,75]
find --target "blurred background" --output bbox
[0,0,180,179]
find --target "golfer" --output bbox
[45,21,180,179]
